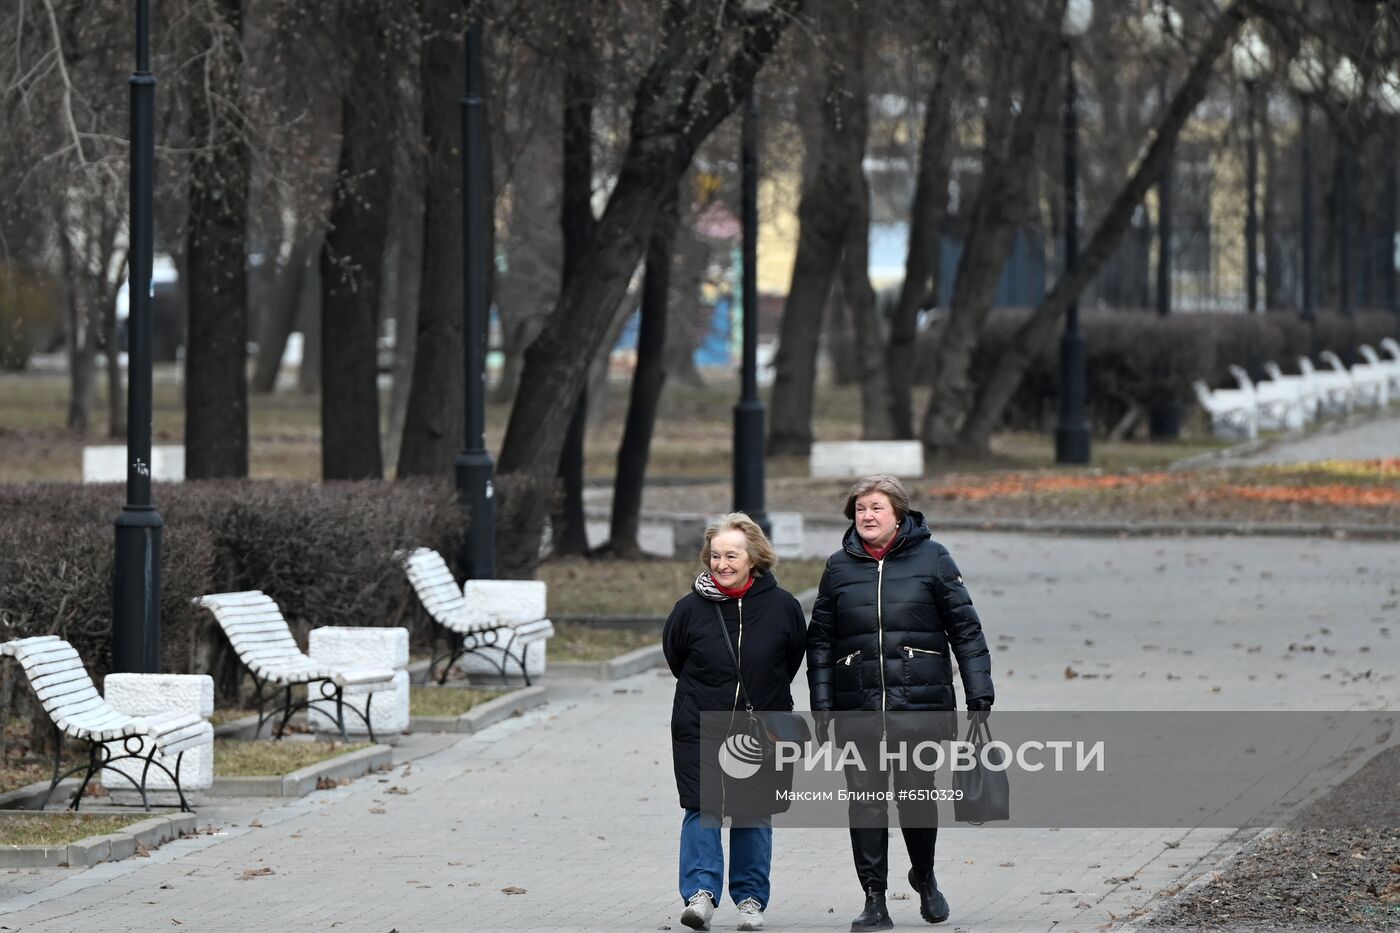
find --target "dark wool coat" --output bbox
[663,571,807,811]
[806,511,994,715]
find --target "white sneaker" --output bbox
[735,897,764,931]
[681,890,715,931]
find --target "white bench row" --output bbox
[1192,340,1399,439]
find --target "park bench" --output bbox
[193,591,396,742]
[1298,355,1355,418]
[1191,374,1258,440]
[1321,349,1388,410]
[0,635,212,811]
[1378,338,1400,395]
[1357,344,1400,400]
[1230,364,1308,433]
[1261,361,1319,425]
[402,547,554,685]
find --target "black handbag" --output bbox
[711,605,811,755]
[952,713,1010,824]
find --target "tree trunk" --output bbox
[397,0,465,478]
[887,38,961,438]
[958,1,1247,451]
[298,253,321,393]
[385,164,424,472]
[919,0,1065,460]
[58,228,93,435]
[843,180,895,439]
[550,20,600,558]
[320,5,394,481]
[768,0,864,456]
[103,266,126,438]
[184,0,251,479]
[606,186,679,557]
[252,230,313,393]
[494,0,795,576]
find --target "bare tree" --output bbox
[493,0,798,575]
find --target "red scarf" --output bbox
[714,576,755,599]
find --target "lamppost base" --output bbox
[454,449,496,580]
[113,506,163,674]
[1054,424,1092,466]
[733,399,769,537]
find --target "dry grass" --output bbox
[0,813,148,847]
[0,370,1230,483]
[538,557,828,616]
[549,622,660,663]
[213,739,370,777]
[409,686,500,718]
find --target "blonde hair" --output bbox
[843,474,911,522]
[699,512,778,574]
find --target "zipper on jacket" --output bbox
[877,558,887,739]
[839,650,860,666]
[902,646,942,658]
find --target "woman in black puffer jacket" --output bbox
[808,475,994,931]
[664,513,807,932]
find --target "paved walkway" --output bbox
[1,532,1395,930]
[1231,408,1400,465]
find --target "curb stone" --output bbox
[549,644,666,681]
[1118,827,1275,933]
[206,744,392,798]
[409,684,549,734]
[0,811,196,869]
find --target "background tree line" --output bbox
[1,0,1398,575]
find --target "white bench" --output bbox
[82,445,185,483]
[810,441,924,479]
[1261,361,1319,425]
[193,592,397,741]
[403,548,554,685]
[0,636,213,811]
[306,627,410,737]
[1231,364,1307,433]
[1354,345,1396,405]
[1298,355,1354,418]
[1374,338,1400,396]
[1192,375,1258,440]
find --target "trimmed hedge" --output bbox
[946,309,1400,435]
[0,480,464,753]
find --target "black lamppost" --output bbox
[733,86,769,535]
[1055,0,1092,466]
[113,0,162,674]
[456,21,495,578]
[1333,56,1361,363]
[1289,45,1324,353]
[1232,29,1271,313]
[1380,69,1400,318]
[1145,1,1181,319]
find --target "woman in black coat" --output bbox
[807,475,994,931]
[664,513,807,933]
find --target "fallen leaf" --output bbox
[238,867,275,881]
[249,820,263,828]
[501,886,527,895]
[1065,666,1080,680]
[368,808,386,815]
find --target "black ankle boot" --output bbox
[850,887,894,932]
[908,866,950,924]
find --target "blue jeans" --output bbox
[679,809,772,908]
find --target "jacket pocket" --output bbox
[901,648,946,688]
[834,650,862,694]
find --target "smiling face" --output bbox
[854,492,900,550]
[708,528,755,589]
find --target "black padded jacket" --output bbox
[663,570,807,811]
[806,511,993,714]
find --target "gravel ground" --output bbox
[1148,745,1400,931]
[601,471,1400,529]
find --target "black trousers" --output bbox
[842,732,939,893]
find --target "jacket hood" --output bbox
[693,569,778,602]
[841,509,932,559]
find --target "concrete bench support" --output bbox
[810,441,923,479]
[308,627,411,737]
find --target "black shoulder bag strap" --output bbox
[712,603,755,715]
